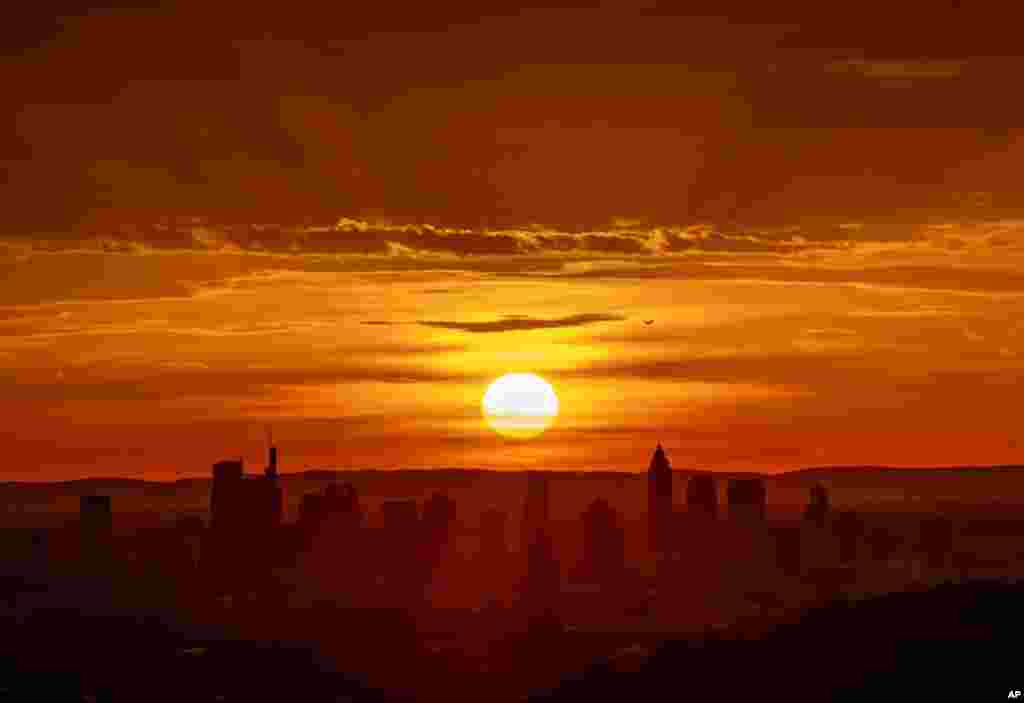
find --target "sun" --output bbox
[482,373,559,439]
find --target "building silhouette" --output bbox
[210,459,244,532]
[79,494,113,565]
[423,492,456,538]
[209,443,283,536]
[299,482,363,540]
[477,507,511,605]
[647,444,673,553]
[727,478,766,524]
[524,525,560,620]
[380,498,419,534]
[685,474,717,519]
[771,526,802,578]
[804,483,830,528]
[298,491,327,533]
[262,439,283,527]
[833,510,865,564]
[80,495,112,537]
[521,471,551,554]
[578,497,626,585]
[173,514,205,575]
[865,526,899,563]
[371,499,423,605]
[480,507,509,559]
[421,491,457,569]
[206,444,284,592]
[326,482,362,525]
[520,472,560,619]
[918,516,954,570]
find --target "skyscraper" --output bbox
[477,507,511,610]
[210,459,244,532]
[647,444,673,553]
[520,472,559,618]
[376,499,423,605]
[727,478,767,524]
[323,482,363,531]
[261,440,283,529]
[804,483,830,528]
[771,525,802,578]
[521,471,550,554]
[480,507,509,559]
[299,492,327,532]
[524,526,559,615]
[209,445,283,536]
[833,510,865,564]
[580,497,626,584]
[422,491,457,569]
[380,499,420,535]
[686,474,718,519]
[78,494,113,571]
[299,482,363,545]
[423,492,456,537]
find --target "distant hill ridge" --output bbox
[2,464,1024,489]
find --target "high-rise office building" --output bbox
[804,483,830,528]
[580,497,626,584]
[727,478,767,524]
[480,507,509,558]
[209,444,283,537]
[686,474,717,519]
[521,471,550,554]
[647,444,673,553]
[520,472,559,618]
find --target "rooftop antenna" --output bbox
[265,424,278,479]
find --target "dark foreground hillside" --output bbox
[3,580,1022,702]
[0,613,404,703]
[529,580,1024,702]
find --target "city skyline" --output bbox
[3,406,1023,700]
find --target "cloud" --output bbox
[0,251,238,306]
[6,216,1024,309]
[14,214,1023,261]
[663,228,805,253]
[0,360,486,405]
[547,260,1024,294]
[580,234,651,254]
[554,352,1024,421]
[419,313,626,333]
[389,228,525,256]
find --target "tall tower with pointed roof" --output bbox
[520,471,559,619]
[648,443,673,553]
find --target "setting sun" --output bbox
[482,373,559,439]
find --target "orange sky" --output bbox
[2,220,1024,479]
[3,4,1024,478]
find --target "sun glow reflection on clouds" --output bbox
[2,214,1024,476]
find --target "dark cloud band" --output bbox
[419,313,625,333]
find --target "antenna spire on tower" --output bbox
[265,424,278,479]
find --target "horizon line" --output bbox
[4,463,1024,486]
